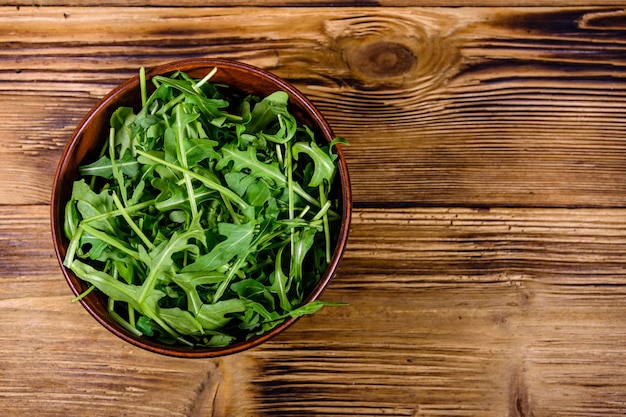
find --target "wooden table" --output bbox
[3,2,626,416]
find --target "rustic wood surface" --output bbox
[2,3,626,416]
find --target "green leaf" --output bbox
[217,144,285,187]
[257,113,297,144]
[153,75,229,120]
[185,136,220,166]
[163,127,178,163]
[206,334,236,347]
[158,307,204,335]
[66,69,346,348]
[245,180,271,206]
[110,106,136,158]
[286,300,346,318]
[137,216,206,303]
[182,221,255,273]
[290,227,319,284]
[245,91,289,134]
[270,243,291,311]
[230,279,275,310]
[63,199,80,239]
[197,299,247,331]
[329,136,350,152]
[77,267,176,343]
[171,271,227,314]
[224,171,257,197]
[136,149,250,211]
[155,181,215,213]
[71,180,116,234]
[70,259,150,312]
[245,301,283,325]
[292,141,336,187]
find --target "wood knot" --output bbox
[323,14,461,94]
[347,41,416,78]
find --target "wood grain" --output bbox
[3,4,626,417]
[3,205,626,415]
[3,7,626,206]
[9,1,626,7]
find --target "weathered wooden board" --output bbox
[3,4,626,417]
[2,7,626,206]
[8,1,626,7]
[3,205,626,416]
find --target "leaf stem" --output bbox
[136,149,249,210]
[71,284,95,302]
[298,205,311,219]
[110,310,143,337]
[80,223,141,261]
[193,67,217,91]
[109,127,130,204]
[286,143,295,267]
[158,93,185,116]
[63,226,83,267]
[114,264,137,329]
[318,183,332,263]
[311,200,331,222]
[213,256,245,303]
[112,192,155,251]
[139,67,147,107]
[81,199,155,224]
[174,105,199,218]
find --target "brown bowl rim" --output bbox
[50,58,351,358]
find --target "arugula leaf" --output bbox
[78,152,140,179]
[230,279,275,310]
[70,181,121,241]
[63,68,346,348]
[245,91,289,134]
[197,299,247,331]
[63,199,80,239]
[182,221,255,273]
[292,141,336,187]
[290,227,318,284]
[137,215,206,303]
[152,75,229,120]
[158,307,204,336]
[110,106,136,158]
[171,270,226,314]
[270,243,291,310]
[245,179,271,206]
[70,260,146,310]
[217,144,285,186]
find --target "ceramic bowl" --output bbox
[50,58,351,358]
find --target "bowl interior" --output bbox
[51,59,351,357]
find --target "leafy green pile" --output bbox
[63,68,346,348]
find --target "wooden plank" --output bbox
[342,207,626,284]
[249,207,626,416]
[3,4,626,417]
[4,205,626,415]
[0,94,86,205]
[0,204,255,416]
[0,296,256,417]
[253,286,626,416]
[2,7,626,206]
[7,1,626,7]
